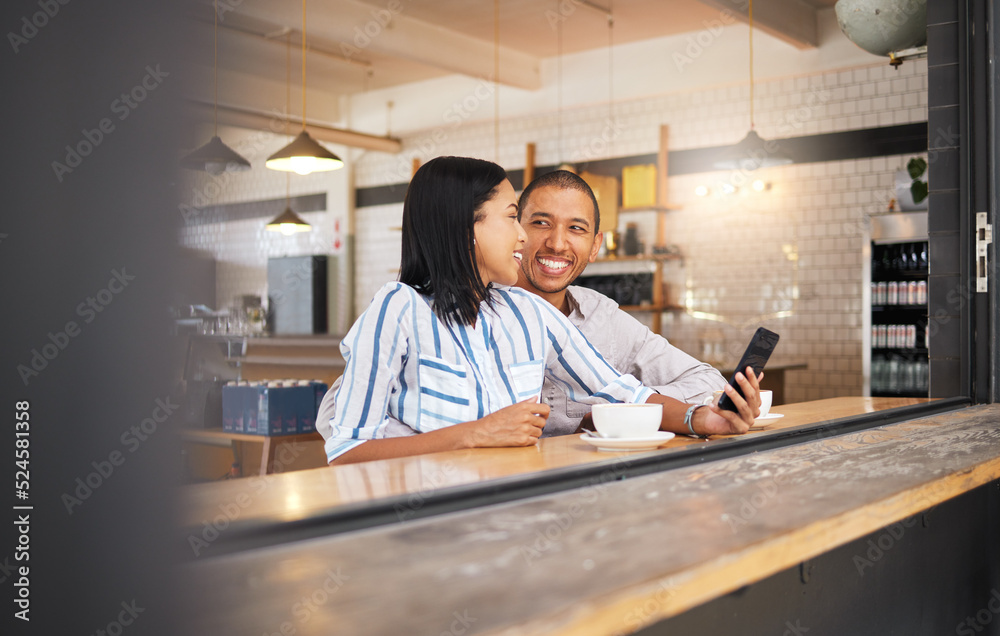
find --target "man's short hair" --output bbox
[519,170,600,234]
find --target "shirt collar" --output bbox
[564,286,586,320]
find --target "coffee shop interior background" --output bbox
[179,2,929,405]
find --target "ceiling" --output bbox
[190,0,841,131]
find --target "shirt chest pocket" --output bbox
[508,359,545,401]
[565,398,590,419]
[417,355,472,430]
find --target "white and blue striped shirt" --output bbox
[324,282,652,462]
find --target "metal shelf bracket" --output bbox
[976,212,992,293]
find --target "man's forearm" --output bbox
[644,393,695,435]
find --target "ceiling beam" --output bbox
[187,101,403,154]
[694,0,819,49]
[222,0,541,90]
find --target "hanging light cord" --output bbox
[301,0,307,131]
[607,0,614,156]
[213,5,218,136]
[556,0,563,162]
[749,0,755,130]
[494,0,500,162]
[286,32,291,203]
[285,32,291,138]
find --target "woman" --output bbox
[322,156,760,465]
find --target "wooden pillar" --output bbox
[524,142,536,188]
[656,125,671,247]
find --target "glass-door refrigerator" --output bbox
[866,212,928,397]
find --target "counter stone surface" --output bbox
[181,403,1000,636]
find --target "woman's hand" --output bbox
[695,368,764,436]
[458,397,549,448]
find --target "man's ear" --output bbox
[589,231,604,263]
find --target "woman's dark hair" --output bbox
[399,156,508,326]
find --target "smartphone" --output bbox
[717,327,780,413]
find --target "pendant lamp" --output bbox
[266,203,312,235]
[266,0,343,175]
[713,0,792,171]
[267,34,311,234]
[181,6,251,174]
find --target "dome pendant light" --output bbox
[266,202,312,235]
[181,6,251,174]
[713,0,792,171]
[266,0,344,175]
[267,34,311,234]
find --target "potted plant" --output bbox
[894,157,928,211]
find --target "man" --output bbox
[516,170,728,436]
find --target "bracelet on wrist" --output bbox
[684,404,709,439]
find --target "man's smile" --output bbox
[536,256,571,272]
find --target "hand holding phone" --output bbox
[717,328,779,413]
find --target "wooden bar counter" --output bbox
[181,396,931,531]
[180,402,1000,635]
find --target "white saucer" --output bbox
[580,431,675,451]
[751,413,784,429]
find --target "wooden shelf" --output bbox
[619,304,685,313]
[590,250,685,335]
[619,205,681,213]
[594,253,682,263]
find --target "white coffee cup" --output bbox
[758,390,773,417]
[704,388,772,417]
[591,403,662,438]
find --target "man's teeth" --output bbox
[538,257,569,271]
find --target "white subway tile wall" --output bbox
[352,60,927,404]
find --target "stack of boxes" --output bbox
[222,380,327,435]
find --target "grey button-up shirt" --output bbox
[539,286,727,437]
